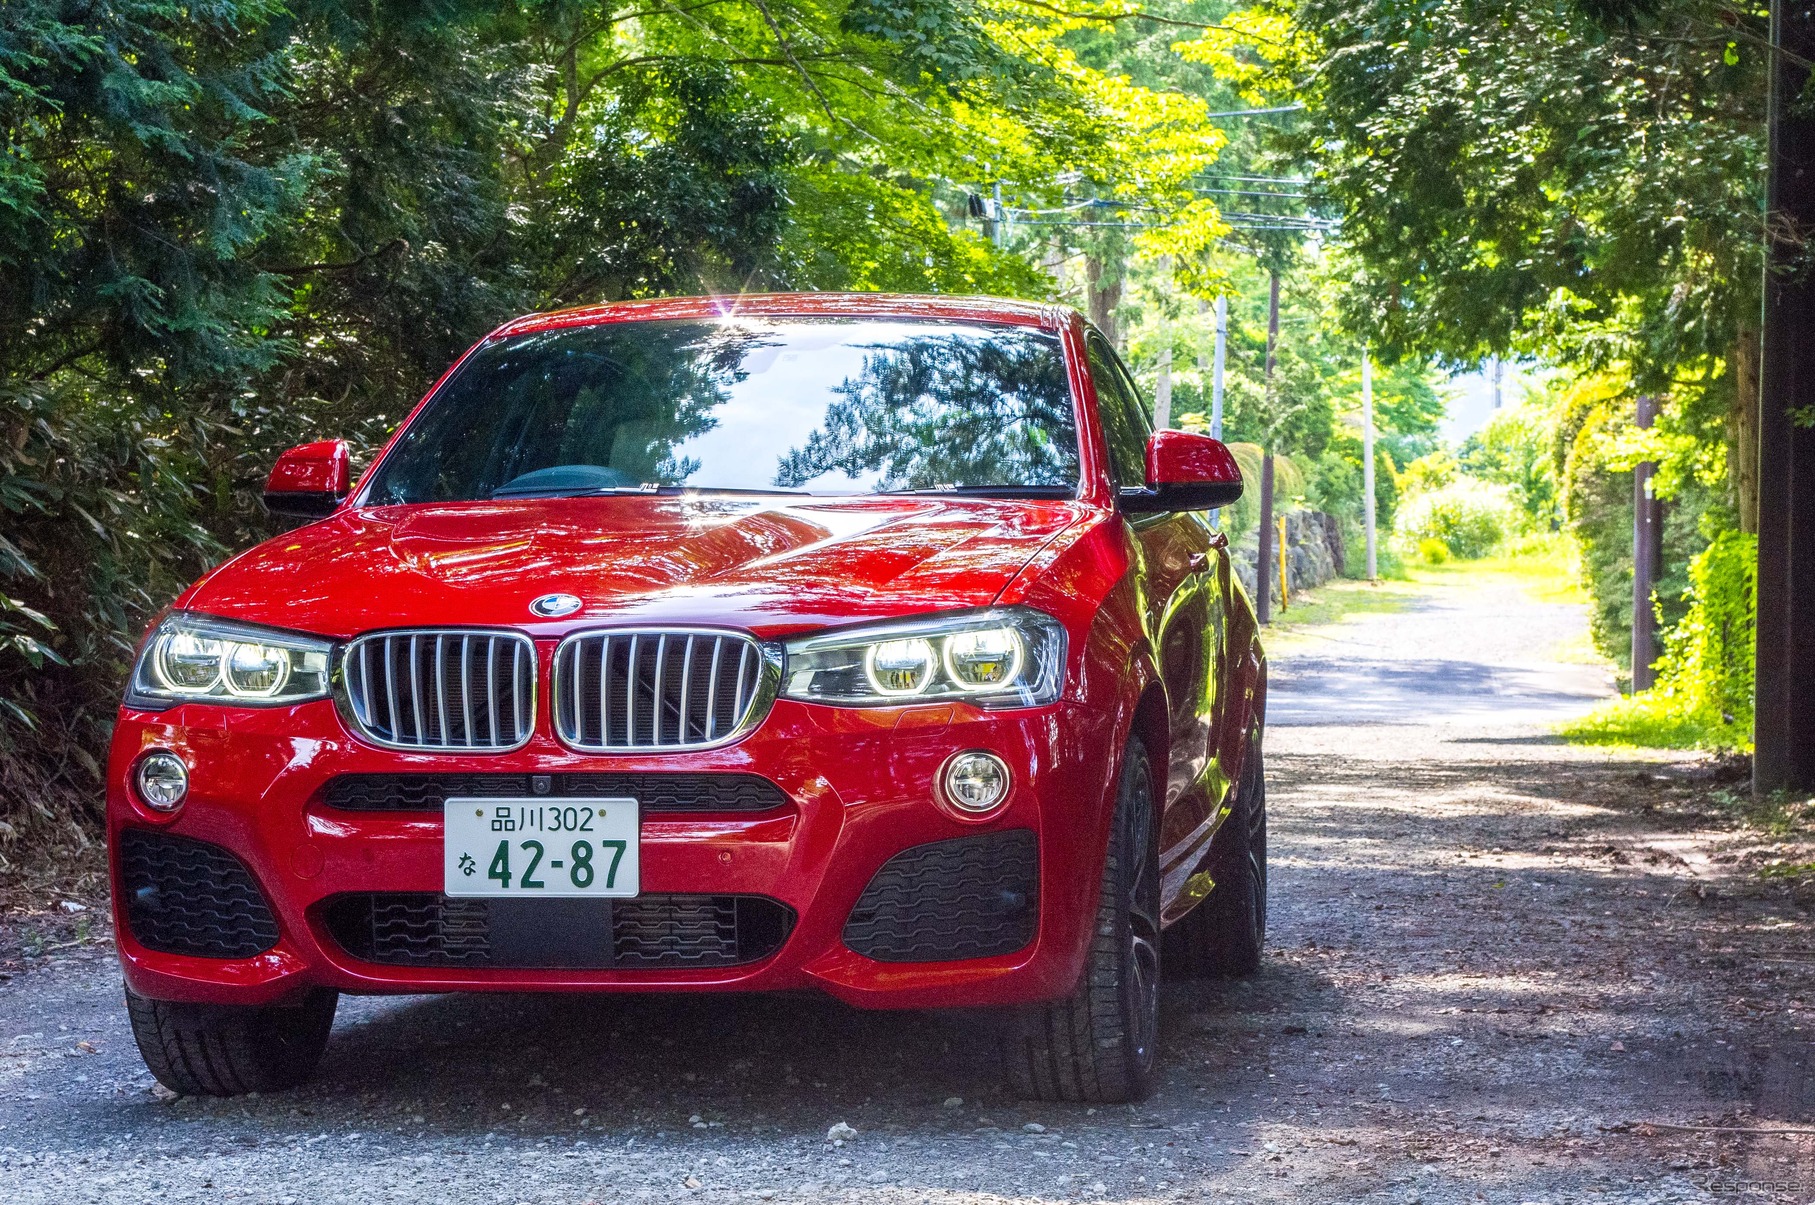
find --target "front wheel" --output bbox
[126,986,338,1096]
[1002,737,1161,1103]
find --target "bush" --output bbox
[1650,530,1755,741]
[1559,531,1756,751]
[1459,399,1561,533]
[1393,479,1515,559]
[1417,537,1450,564]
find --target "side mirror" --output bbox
[1120,430,1244,513]
[263,439,351,520]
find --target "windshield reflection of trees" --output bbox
[774,332,1075,491]
[372,322,775,502]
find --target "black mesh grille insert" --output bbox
[118,829,281,959]
[843,829,1037,963]
[323,893,793,969]
[320,772,790,813]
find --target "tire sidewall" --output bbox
[1114,740,1161,1095]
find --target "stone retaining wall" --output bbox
[1230,509,1346,604]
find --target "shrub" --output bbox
[1559,531,1756,751]
[1653,530,1756,737]
[1393,479,1514,559]
[1417,537,1450,564]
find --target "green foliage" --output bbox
[1459,399,1562,533]
[1135,253,1446,574]
[1544,371,1727,671]
[1209,442,1305,545]
[1416,538,1450,565]
[1649,531,1757,739]
[1559,518,1756,753]
[1254,0,1765,384]
[1398,451,1458,496]
[1393,478,1513,561]
[1557,690,1743,752]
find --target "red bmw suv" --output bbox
[109,293,1267,1104]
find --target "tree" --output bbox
[1212,0,1767,526]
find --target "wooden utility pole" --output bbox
[1631,396,1662,692]
[1362,350,1377,582]
[1756,4,1815,793]
[1256,271,1280,625]
[1154,257,1173,430]
[1211,295,1227,441]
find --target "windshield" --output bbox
[363,317,1079,503]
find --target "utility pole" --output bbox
[1363,349,1378,582]
[1211,295,1227,442]
[1631,396,1663,692]
[1754,2,1815,792]
[1154,257,1173,429]
[1490,356,1503,410]
[992,181,1005,249]
[1255,271,1280,626]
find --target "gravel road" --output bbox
[3,573,1812,1204]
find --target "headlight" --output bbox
[130,613,333,706]
[782,608,1066,708]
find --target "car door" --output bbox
[1085,332,1232,921]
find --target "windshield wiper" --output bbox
[490,485,675,500]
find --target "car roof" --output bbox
[490,292,1070,340]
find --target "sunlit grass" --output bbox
[1262,575,1422,643]
[1405,532,1587,604]
[1556,691,1751,752]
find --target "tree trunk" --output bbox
[1727,326,1760,534]
[1084,254,1121,344]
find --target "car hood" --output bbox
[181,495,1087,641]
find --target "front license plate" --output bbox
[443,797,639,898]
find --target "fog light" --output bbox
[942,751,1010,814]
[134,752,189,812]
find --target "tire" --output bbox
[1164,731,1267,977]
[1003,737,1161,1103]
[126,986,338,1097]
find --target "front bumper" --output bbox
[107,696,1122,1010]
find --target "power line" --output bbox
[1194,188,1311,199]
[1198,174,1311,185]
[1204,103,1305,118]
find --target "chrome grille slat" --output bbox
[408,635,425,745]
[626,635,639,748]
[485,639,499,747]
[705,637,724,739]
[459,636,472,747]
[606,635,620,747]
[434,635,449,746]
[341,630,535,752]
[554,629,769,753]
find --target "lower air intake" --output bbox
[118,829,281,959]
[843,829,1038,963]
[323,893,793,970]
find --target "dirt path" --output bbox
[2,572,1811,1203]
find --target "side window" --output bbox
[1087,333,1150,488]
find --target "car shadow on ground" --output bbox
[297,958,1335,1132]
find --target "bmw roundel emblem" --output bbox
[528,593,583,618]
